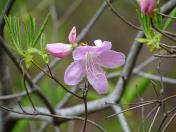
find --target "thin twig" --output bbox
[0,88,36,100]
[141,98,145,132]
[158,12,176,19]
[32,61,83,99]
[23,76,37,111]
[0,0,15,35]
[0,36,56,115]
[38,86,79,132]
[157,105,176,132]
[148,106,160,132]
[154,54,176,58]
[151,19,176,42]
[104,0,141,30]
[107,101,156,118]
[46,64,83,99]
[0,105,106,132]
[161,111,176,132]
[81,83,88,132]
[39,0,176,120]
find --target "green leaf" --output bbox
[4,16,22,52]
[39,33,46,51]
[25,15,36,47]
[32,13,50,47]
[162,8,176,30]
[24,53,33,69]
[153,2,163,29]
[136,38,149,43]
[42,53,49,64]
[147,33,161,51]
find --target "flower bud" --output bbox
[68,26,77,43]
[46,43,72,58]
[140,0,157,14]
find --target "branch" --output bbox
[112,105,130,132]
[0,36,56,116]
[50,0,176,117]
[5,0,176,130]
[0,0,15,35]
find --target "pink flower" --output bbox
[140,0,157,14]
[46,26,77,58]
[64,40,125,94]
[47,43,72,58]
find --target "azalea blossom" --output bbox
[46,26,77,58]
[64,40,125,94]
[140,0,157,14]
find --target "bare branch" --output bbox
[112,105,130,132]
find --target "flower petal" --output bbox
[94,40,112,49]
[98,50,125,68]
[102,41,112,50]
[73,46,90,60]
[94,40,103,47]
[46,43,72,58]
[64,60,85,85]
[73,40,112,60]
[86,64,108,94]
[68,26,77,43]
[140,0,156,14]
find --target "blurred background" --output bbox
[1,0,176,131]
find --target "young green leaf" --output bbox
[162,8,176,30]
[4,16,22,53]
[32,13,50,47]
[39,33,46,51]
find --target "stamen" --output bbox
[85,52,104,79]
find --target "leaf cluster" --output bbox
[5,14,50,68]
[136,1,176,52]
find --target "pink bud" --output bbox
[140,0,157,14]
[46,43,73,58]
[68,26,77,43]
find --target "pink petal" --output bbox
[94,40,103,47]
[68,26,77,43]
[94,40,112,50]
[73,46,90,60]
[98,50,125,68]
[73,41,112,61]
[64,60,85,85]
[86,64,108,94]
[140,0,156,14]
[46,43,72,58]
